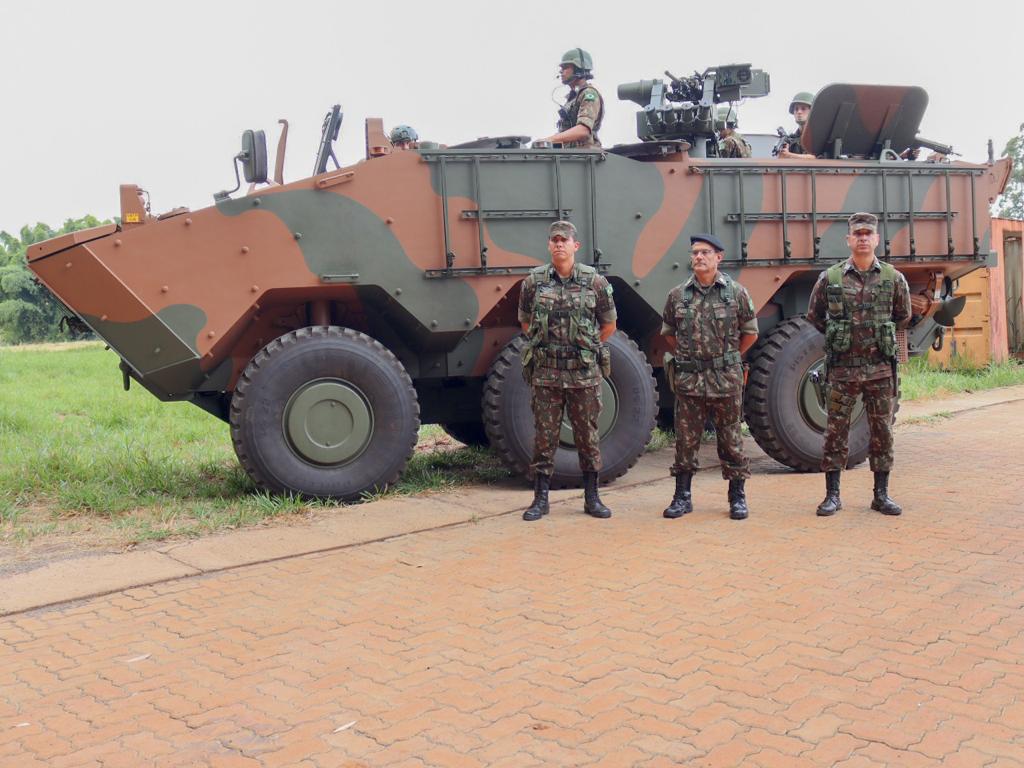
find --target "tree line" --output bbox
[1,126,1021,346]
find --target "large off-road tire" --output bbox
[440,421,489,447]
[482,332,657,487]
[744,317,900,471]
[230,326,419,500]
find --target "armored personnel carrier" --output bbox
[26,64,1011,499]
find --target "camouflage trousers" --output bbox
[822,376,895,472]
[672,392,749,480]
[530,384,602,477]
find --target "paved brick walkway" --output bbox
[3,401,1024,767]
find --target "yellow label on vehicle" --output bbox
[125,213,141,223]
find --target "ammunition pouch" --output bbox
[663,353,677,392]
[521,344,535,383]
[599,344,612,378]
[876,321,897,359]
[825,320,853,354]
[673,350,742,373]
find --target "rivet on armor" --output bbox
[294,232,302,240]
[669,168,677,174]
[253,199,262,206]
[185,218,193,226]
[154,347,161,355]
[495,284,502,291]
[635,212,643,219]
[395,288,402,296]
[430,320,438,328]
[464,318,471,326]
[65,262,72,268]
[100,315,108,322]
[251,285,259,292]
[386,217,394,225]
[672,262,679,269]
[241,246,250,254]
[634,280,640,286]
[114,239,122,247]
[161,286,169,293]
[207,331,215,338]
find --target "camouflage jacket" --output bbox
[807,257,912,382]
[661,272,758,397]
[558,85,603,148]
[518,262,616,388]
[719,133,752,158]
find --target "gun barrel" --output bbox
[915,136,954,155]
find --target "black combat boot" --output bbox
[816,470,842,517]
[522,474,550,521]
[870,471,902,516]
[663,473,693,519]
[583,471,612,519]
[727,478,749,520]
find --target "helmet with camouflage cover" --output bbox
[716,105,738,129]
[789,91,814,114]
[389,125,419,144]
[560,48,594,78]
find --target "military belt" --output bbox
[537,344,581,359]
[675,350,741,373]
[831,355,886,367]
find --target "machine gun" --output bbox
[617,64,770,156]
[313,104,343,175]
[771,127,791,157]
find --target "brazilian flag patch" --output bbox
[584,92,597,101]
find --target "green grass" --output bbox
[3,342,1023,548]
[0,343,511,547]
[900,356,1024,401]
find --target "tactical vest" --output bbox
[524,264,601,373]
[558,86,604,146]
[824,261,899,366]
[671,275,742,373]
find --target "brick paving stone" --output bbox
[2,402,1023,765]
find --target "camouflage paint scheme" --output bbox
[25,81,1012,494]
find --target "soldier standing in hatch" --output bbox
[778,91,816,159]
[661,235,759,521]
[807,212,911,517]
[717,106,752,158]
[389,125,419,151]
[518,221,617,521]
[536,49,603,149]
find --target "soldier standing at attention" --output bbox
[518,221,617,521]
[716,106,752,158]
[536,49,603,149]
[807,212,911,517]
[778,91,816,160]
[661,235,759,520]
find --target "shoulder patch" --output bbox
[605,284,613,296]
[583,92,597,101]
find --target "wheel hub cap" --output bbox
[558,378,617,448]
[284,379,373,465]
[799,358,864,431]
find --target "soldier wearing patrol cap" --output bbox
[536,48,604,149]
[807,212,912,517]
[661,234,759,521]
[518,221,618,521]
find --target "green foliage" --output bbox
[0,216,109,344]
[901,356,1024,400]
[993,123,1024,220]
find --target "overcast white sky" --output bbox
[2,0,1021,236]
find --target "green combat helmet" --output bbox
[560,48,594,77]
[389,125,419,143]
[789,91,814,114]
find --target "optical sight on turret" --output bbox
[618,63,769,156]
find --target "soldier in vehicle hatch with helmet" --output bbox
[807,212,911,518]
[536,48,604,149]
[389,125,419,151]
[716,106,752,158]
[778,91,816,159]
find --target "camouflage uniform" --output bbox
[558,85,604,148]
[518,261,616,476]
[662,272,758,480]
[719,133,752,158]
[807,257,911,472]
